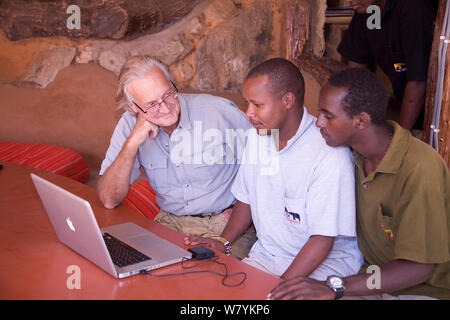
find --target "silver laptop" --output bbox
[31,173,192,278]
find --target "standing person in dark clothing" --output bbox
[337,0,436,131]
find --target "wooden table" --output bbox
[0,161,281,300]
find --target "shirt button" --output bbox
[176,163,180,167]
[186,202,190,206]
[165,143,169,147]
[185,184,189,188]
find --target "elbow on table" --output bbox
[97,189,121,209]
[102,200,118,210]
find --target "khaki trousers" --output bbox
[155,210,257,260]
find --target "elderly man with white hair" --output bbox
[97,55,255,259]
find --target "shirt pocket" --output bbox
[376,203,395,242]
[185,162,222,188]
[284,197,308,232]
[143,157,170,195]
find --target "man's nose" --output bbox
[158,100,170,113]
[316,114,325,128]
[246,104,255,118]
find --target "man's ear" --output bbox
[353,112,371,129]
[282,92,296,110]
[128,100,140,114]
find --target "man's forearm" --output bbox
[281,235,334,280]
[398,81,426,131]
[344,259,434,297]
[97,140,139,209]
[221,200,253,243]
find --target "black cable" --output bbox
[139,256,247,287]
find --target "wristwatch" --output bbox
[215,236,232,256]
[326,275,345,300]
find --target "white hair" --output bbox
[116,55,172,115]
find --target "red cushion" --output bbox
[0,141,90,183]
[123,179,160,220]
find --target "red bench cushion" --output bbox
[123,179,160,220]
[0,141,90,183]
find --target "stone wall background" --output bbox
[0,0,329,179]
[0,0,326,93]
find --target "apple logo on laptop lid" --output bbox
[66,217,76,232]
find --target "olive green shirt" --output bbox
[354,121,450,299]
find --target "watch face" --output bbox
[330,277,343,287]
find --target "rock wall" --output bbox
[0,0,299,92]
[0,0,328,175]
[0,0,205,41]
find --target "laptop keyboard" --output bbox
[103,233,152,267]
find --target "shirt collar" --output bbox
[177,94,191,130]
[281,107,314,153]
[353,120,411,175]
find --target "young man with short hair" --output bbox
[185,58,363,281]
[269,68,450,300]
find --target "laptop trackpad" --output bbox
[128,234,176,259]
[129,234,158,248]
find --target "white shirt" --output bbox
[231,107,364,279]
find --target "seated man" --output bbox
[269,68,450,300]
[185,58,364,281]
[97,55,256,259]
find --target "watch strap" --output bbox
[333,287,345,300]
[214,236,232,256]
[326,275,345,300]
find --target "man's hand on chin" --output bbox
[129,114,159,147]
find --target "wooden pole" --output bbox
[286,0,310,62]
[439,44,450,166]
[424,0,450,168]
[424,0,445,143]
[286,0,344,88]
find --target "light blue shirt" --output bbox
[100,93,251,216]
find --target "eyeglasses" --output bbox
[132,81,178,114]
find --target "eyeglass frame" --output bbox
[131,80,179,114]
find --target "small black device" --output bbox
[188,246,215,260]
[141,246,246,287]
